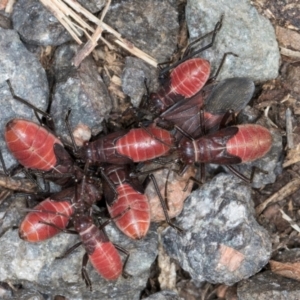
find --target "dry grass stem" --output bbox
[283,144,300,168]
[39,0,157,67]
[73,26,104,67]
[264,106,278,128]
[285,107,294,149]
[6,0,14,13]
[99,0,111,22]
[256,178,300,215]
[279,209,300,233]
[73,0,111,66]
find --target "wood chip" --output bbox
[256,179,300,215]
[276,26,300,50]
[269,260,300,282]
[283,144,300,168]
[0,173,37,193]
[280,47,300,59]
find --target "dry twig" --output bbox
[0,173,37,193]
[73,0,110,67]
[39,0,157,67]
[256,178,300,215]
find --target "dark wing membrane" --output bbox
[205,77,254,114]
[159,93,204,140]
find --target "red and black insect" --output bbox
[141,16,225,116]
[144,58,211,115]
[155,77,255,141]
[178,124,272,166]
[64,178,127,285]
[5,119,82,185]
[201,77,255,132]
[19,193,74,242]
[19,177,126,284]
[19,180,101,242]
[73,214,124,282]
[79,125,174,165]
[101,164,150,240]
[3,80,133,289]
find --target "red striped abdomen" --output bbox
[19,199,73,242]
[76,220,123,281]
[226,124,272,163]
[116,127,174,162]
[170,58,210,97]
[89,239,123,280]
[5,119,62,171]
[108,184,150,239]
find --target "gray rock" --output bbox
[51,43,113,142]
[143,290,184,300]
[12,0,72,46]
[77,0,106,13]
[161,173,272,285]
[186,0,280,81]
[0,222,158,299]
[105,0,179,62]
[122,57,159,107]
[237,271,300,300]
[11,288,46,300]
[0,28,48,171]
[0,194,27,237]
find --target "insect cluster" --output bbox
[2,19,273,290]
